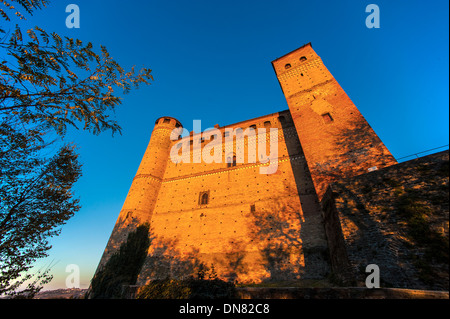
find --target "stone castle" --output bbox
[92,43,449,291]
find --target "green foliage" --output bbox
[0,25,153,136]
[89,224,151,299]
[0,0,48,22]
[0,130,82,297]
[397,192,449,269]
[136,277,236,299]
[0,0,153,296]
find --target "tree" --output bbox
[88,223,151,299]
[0,122,82,296]
[0,0,153,296]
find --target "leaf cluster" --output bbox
[0,0,154,296]
[1,24,153,136]
[0,119,82,296]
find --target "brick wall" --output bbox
[136,111,330,285]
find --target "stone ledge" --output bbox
[236,287,449,299]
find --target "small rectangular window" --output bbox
[163,118,171,124]
[322,113,333,124]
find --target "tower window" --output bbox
[300,56,307,62]
[285,63,291,69]
[322,113,334,124]
[163,118,171,124]
[199,191,209,205]
[226,155,237,168]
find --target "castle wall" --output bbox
[136,111,330,285]
[93,43,409,292]
[321,151,449,290]
[272,43,397,200]
[94,117,182,271]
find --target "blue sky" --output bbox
[7,0,448,290]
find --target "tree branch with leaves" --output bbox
[0,0,154,297]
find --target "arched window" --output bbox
[264,121,271,129]
[249,124,257,130]
[199,192,209,205]
[226,154,237,167]
[300,56,307,62]
[285,63,291,69]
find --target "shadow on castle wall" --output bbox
[322,151,449,290]
[135,116,332,286]
[306,117,397,198]
[136,186,331,286]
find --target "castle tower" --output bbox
[95,116,182,269]
[271,43,397,199]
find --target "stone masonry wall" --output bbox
[321,151,449,290]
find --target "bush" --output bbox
[136,277,236,299]
[88,223,150,299]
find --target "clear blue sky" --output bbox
[12,0,448,290]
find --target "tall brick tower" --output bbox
[95,116,182,269]
[271,43,397,199]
